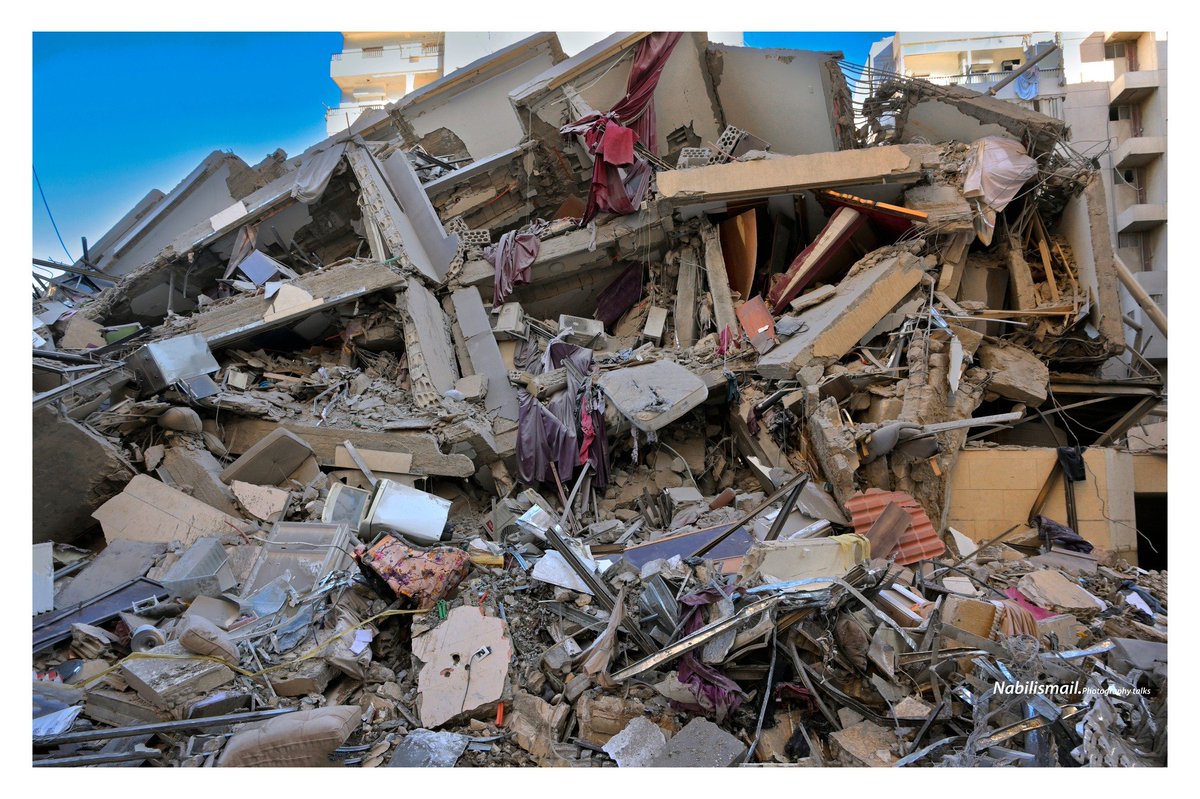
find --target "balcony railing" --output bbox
[924,67,1063,88]
[331,42,440,62]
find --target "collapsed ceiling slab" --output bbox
[656,144,936,212]
[174,259,405,349]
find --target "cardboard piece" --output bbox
[412,606,513,729]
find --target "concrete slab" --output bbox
[647,717,747,767]
[55,540,166,608]
[119,640,235,711]
[657,145,929,209]
[400,280,460,397]
[93,475,247,547]
[757,252,926,379]
[602,716,668,767]
[1108,637,1168,678]
[597,360,708,432]
[978,341,1049,406]
[33,407,136,544]
[219,427,314,487]
[451,287,520,421]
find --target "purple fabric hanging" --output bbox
[484,229,541,310]
[594,261,645,328]
[516,392,577,485]
[669,587,747,722]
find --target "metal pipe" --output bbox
[33,707,297,746]
[693,472,809,559]
[33,746,163,767]
[1113,253,1167,338]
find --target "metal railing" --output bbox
[925,67,1064,88]
[331,42,440,62]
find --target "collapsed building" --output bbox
[32,32,1166,768]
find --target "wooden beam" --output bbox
[701,222,738,337]
[218,417,474,478]
[1032,214,1060,302]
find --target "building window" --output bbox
[1104,42,1126,59]
[1118,232,1143,250]
[1109,104,1133,122]
[1001,59,1022,72]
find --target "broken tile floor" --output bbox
[32,31,1166,768]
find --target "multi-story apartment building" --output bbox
[325,32,445,136]
[867,31,1167,366]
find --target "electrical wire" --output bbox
[33,165,74,263]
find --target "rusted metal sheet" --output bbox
[736,295,778,355]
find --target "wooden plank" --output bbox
[1032,214,1060,302]
[719,209,757,300]
[701,222,738,337]
[219,418,474,478]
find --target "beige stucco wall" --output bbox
[948,446,1138,562]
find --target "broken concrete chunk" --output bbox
[737,534,870,589]
[597,360,707,432]
[1017,569,1106,613]
[830,719,900,767]
[575,693,647,747]
[119,640,235,712]
[270,657,340,697]
[507,690,570,761]
[92,475,247,547]
[412,606,513,729]
[451,287,520,421]
[34,407,136,544]
[977,340,1049,406]
[758,252,926,378]
[58,314,106,350]
[158,444,240,515]
[648,717,747,767]
[602,716,669,767]
[454,373,488,400]
[231,480,290,523]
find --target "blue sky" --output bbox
[32,31,887,266]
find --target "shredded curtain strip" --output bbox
[560,32,683,225]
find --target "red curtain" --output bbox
[560,32,683,225]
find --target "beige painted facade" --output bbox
[1063,32,1167,360]
[948,447,1139,563]
[326,32,446,136]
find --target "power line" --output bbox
[33,165,74,263]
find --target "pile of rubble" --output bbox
[32,32,1166,768]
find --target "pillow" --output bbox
[217,705,360,767]
[178,616,239,665]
